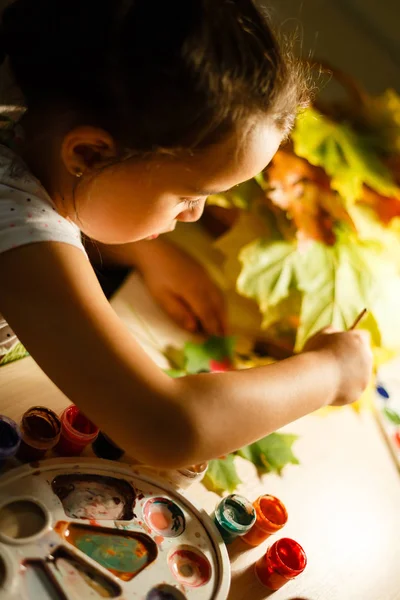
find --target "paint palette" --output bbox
[0,459,230,599]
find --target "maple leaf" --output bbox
[266,150,356,245]
[294,236,394,350]
[237,433,299,475]
[184,336,235,374]
[164,369,186,378]
[292,108,400,203]
[214,210,274,285]
[203,456,242,494]
[0,342,29,366]
[207,178,264,211]
[238,240,298,315]
[359,185,400,225]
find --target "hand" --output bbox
[303,328,373,406]
[136,239,227,336]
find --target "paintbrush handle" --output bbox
[349,308,368,331]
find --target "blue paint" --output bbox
[0,415,21,466]
[214,494,256,544]
[376,384,390,400]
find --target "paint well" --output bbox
[52,474,136,520]
[23,561,63,600]
[168,546,212,588]
[146,584,187,599]
[51,547,121,598]
[143,498,185,538]
[0,415,21,463]
[56,521,157,581]
[0,499,48,540]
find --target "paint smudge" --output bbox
[168,547,211,588]
[56,522,157,582]
[50,547,120,598]
[52,474,135,520]
[154,535,164,545]
[143,498,185,538]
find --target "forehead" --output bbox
[183,119,283,192]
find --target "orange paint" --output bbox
[154,536,164,545]
[242,495,288,546]
[150,511,170,531]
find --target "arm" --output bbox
[0,243,368,468]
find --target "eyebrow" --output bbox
[189,186,231,196]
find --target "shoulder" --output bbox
[0,146,87,257]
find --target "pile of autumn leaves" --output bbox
[210,89,400,354]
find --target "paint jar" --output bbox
[242,494,288,546]
[17,406,61,462]
[0,415,21,466]
[55,405,99,456]
[255,537,307,590]
[173,462,209,490]
[214,494,256,544]
[92,432,125,461]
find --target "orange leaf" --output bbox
[267,150,356,244]
[360,186,400,225]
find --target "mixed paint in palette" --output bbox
[0,459,230,599]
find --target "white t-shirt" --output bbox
[0,143,87,357]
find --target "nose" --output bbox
[176,200,206,223]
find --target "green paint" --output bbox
[75,533,149,574]
[62,523,157,581]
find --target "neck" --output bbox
[18,111,73,217]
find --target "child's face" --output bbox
[63,119,282,244]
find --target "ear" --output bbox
[61,126,118,177]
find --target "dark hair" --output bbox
[0,0,307,155]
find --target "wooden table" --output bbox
[1,273,400,600]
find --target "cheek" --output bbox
[73,175,176,244]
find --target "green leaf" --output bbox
[294,237,393,350]
[238,240,297,314]
[383,407,400,425]
[0,342,29,366]
[237,433,300,475]
[208,178,264,211]
[164,345,187,370]
[184,336,235,374]
[164,369,186,378]
[293,108,400,203]
[203,456,242,495]
[215,211,273,284]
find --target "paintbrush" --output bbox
[348,308,368,331]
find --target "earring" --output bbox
[75,169,83,178]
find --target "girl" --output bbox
[0,0,371,467]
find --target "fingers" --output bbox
[189,289,227,337]
[151,282,227,337]
[159,292,198,332]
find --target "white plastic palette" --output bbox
[0,459,231,600]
